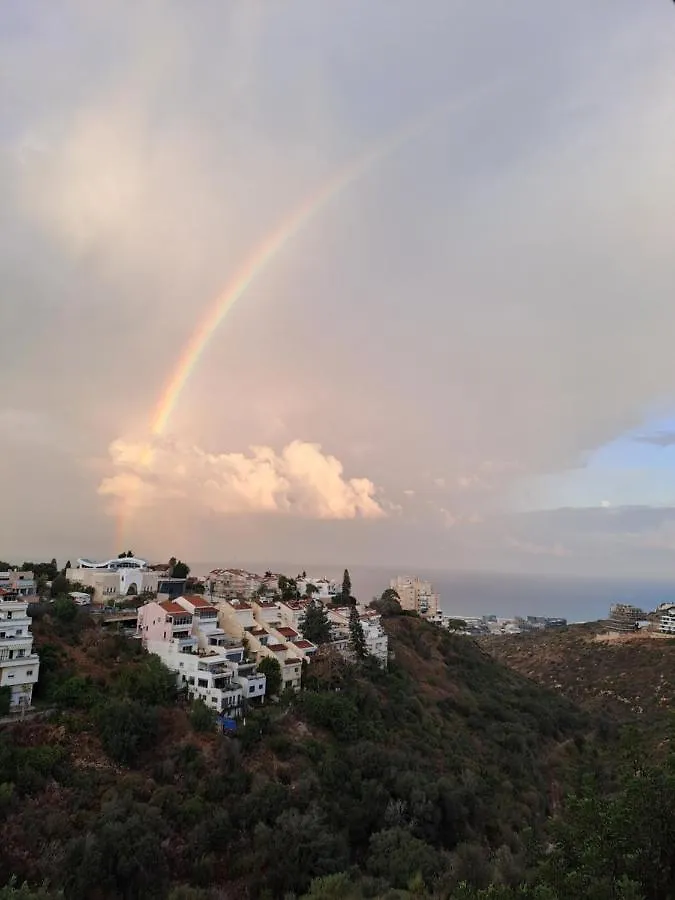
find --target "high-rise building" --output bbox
[389,576,440,618]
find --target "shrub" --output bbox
[190,700,216,733]
[96,699,158,765]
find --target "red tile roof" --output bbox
[267,643,286,652]
[182,594,216,610]
[294,640,315,649]
[230,601,251,610]
[277,626,298,638]
[159,600,191,616]
[284,657,301,665]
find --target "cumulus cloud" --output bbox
[98,436,387,521]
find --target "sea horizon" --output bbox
[188,561,675,624]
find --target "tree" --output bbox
[369,589,403,618]
[50,574,70,597]
[96,698,158,765]
[168,556,177,574]
[348,605,367,659]
[52,597,78,623]
[447,618,467,632]
[172,560,190,579]
[257,656,282,698]
[190,699,217,733]
[300,601,332,645]
[0,686,11,717]
[341,569,352,605]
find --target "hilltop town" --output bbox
[0,559,577,719]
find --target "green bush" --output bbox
[190,700,216,733]
[96,699,158,765]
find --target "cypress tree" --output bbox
[349,604,367,659]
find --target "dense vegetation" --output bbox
[3,602,675,897]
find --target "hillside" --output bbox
[0,604,595,900]
[482,624,675,731]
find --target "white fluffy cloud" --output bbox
[98,436,386,521]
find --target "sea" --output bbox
[190,562,675,623]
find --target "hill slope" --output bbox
[0,607,592,899]
[483,624,675,729]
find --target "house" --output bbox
[0,588,40,710]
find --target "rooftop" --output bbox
[267,643,287,652]
[159,600,192,616]
[182,594,217,610]
[295,640,315,649]
[277,626,298,638]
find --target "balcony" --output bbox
[198,661,228,675]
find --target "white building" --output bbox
[389,576,440,618]
[0,588,40,710]
[67,557,161,603]
[214,598,306,692]
[296,577,340,602]
[327,606,389,666]
[659,606,675,634]
[137,596,266,712]
[207,568,264,600]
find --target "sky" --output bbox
[3,1,675,577]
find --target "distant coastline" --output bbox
[189,562,675,624]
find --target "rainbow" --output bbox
[115,90,488,543]
[150,105,449,437]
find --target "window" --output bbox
[197,678,208,688]
[7,674,14,679]
[26,670,33,676]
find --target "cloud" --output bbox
[506,537,571,558]
[98,436,387,521]
[635,431,675,448]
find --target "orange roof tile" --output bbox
[159,600,191,616]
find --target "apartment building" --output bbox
[137,596,266,713]
[214,597,308,691]
[389,575,440,618]
[0,588,40,709]
[0,571,36,596]
[658,605,675,634]
[207,568,264,600]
